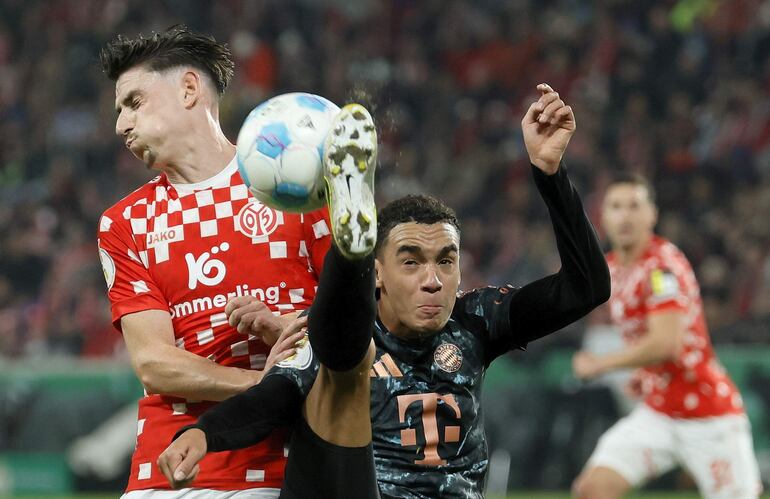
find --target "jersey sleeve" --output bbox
[185,373,303,452]
[302,208,332,279]
[453,164,610,364]
[97,212,169,331]
[643,266,688,314]
[452,286,522,365]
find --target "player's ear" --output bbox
[180,70,201,109]
[374,258,383,289]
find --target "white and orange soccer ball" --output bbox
[236,92,340,213]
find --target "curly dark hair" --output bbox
[376,194,461,255]
[100,25,234,95]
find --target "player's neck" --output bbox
[377,304,438,342]
[162,121,236,184]
[615,233,653,266]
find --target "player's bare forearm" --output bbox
[133,344,262,401]
[121,310,264,401]
[598,311,684,374]
[598,336,677,373]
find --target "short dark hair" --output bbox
[607,172,656,204]
[100,25,234,95]
[376,195,461,255]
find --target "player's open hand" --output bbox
[522,83,576,175]
[226,297,284,345]
[157,428,206,489]
[265,316,308,373]
[572,350,604,380]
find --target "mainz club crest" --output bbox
[237,200,281,238]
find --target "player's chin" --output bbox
[616,234,640,250]
[128,147,143,161]
[413,315,449,335]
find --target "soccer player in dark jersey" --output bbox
[159,84,611,498]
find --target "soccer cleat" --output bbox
[323,103,377,259]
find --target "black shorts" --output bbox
[279,417,380,499]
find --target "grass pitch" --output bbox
[5,493,768,499]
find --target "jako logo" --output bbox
[147,228,182,248]
[185,243,229,289]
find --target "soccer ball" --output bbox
[236,92,340,213]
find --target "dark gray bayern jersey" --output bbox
[194,165,611,498]
[269,284,523,499]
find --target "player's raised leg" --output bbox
[306,103,377,445]
[279,104,379,499]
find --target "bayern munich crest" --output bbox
[434,343,463,373]
[237,200,281,239]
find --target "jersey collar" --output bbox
[167,155,238,195]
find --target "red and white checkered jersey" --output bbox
[607,235,743,418]
[97,157,331,492]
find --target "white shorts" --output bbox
[122,488,280,499]
[586,404,762,499]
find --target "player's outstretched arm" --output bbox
[122,309,266,401]
[506,165,610,337]
[165,318,309,453]
[185,373,303,451]
[485,85,610,357]
[573,309,685,379]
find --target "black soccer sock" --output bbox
[307,244,376,372]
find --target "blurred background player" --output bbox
[572,174,762,499]
[160,83,612,498]
[97,26,330,498]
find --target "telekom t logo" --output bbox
[185,243,229,289]
[397,393,461,466]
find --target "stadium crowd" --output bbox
[0,0,768,358]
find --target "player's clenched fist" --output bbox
[572,350,604,379]
[521,83,576,175]
[157,428,206,489]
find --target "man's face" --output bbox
[114,65,185,169]
[375,222,461,338]
[601,183,657,251]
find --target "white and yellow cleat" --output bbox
[323,103,377,259]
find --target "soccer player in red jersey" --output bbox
[572,174,762,498]
[97,26,330,498]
